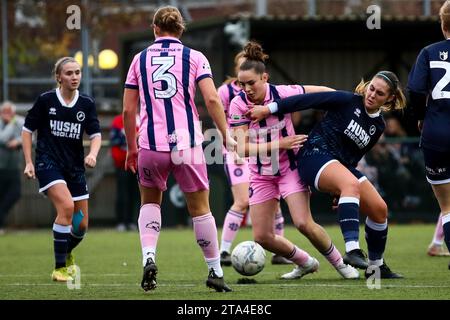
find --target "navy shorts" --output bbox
[35,160,89,201]
[422,146,450,185]
[298,152,365,192]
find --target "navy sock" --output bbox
[365,218,388,261]
[337,197,360,243]
[53,223,71,269]
[68,210,86,253]
[67,231,85,253]
[442,214,450,252]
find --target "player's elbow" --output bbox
[122,107,134,119]
[204,94,221,110]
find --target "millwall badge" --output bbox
[440,51,448,61]
[76,111,85,121]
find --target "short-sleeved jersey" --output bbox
[228,83,303,176]
[23,88,101,172]
[125,36,212,151]
[407,39,450,152]
[218,80,242,155]
[218,80,242,119]
[276,91,385,168]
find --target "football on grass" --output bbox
[231,241,266,276]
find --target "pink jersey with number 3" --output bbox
[125,36,212,151]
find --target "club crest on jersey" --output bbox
[440,51,448,61]
[167,133,178,144]
[76,111,85,121]
[49,107,56,115]
[354,108,361,117]
[202,62,211,71]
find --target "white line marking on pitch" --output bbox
[2,283,450,289]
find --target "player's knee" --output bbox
[187,202,210,216]
[233,199,249,212]
[294,219,314,235]
[61,202,75,216]
[369,201,388,223]
[341,179,360,197]
[377,201,388,222]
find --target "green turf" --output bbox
[0,224,449,300]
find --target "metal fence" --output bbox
[4,136,439,229]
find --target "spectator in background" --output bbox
[0,101,24,234]
[110,114,140,232]
[384,115,407,138]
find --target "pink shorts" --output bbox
[248,168,308,206]
[224,153,250,186]
[138,145,209,193]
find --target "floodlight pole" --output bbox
[81,0,92,96]
[255,0,267,17]
[308,0,316,16]
[2,0,8,100]
[423,0,431,16]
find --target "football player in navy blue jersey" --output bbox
[22,57,101,282]
[407,0,450,270]
[248,71,406,279]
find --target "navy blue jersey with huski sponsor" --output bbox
[276,91,385,167]
[408,39,450,152]
[23,89,101,171]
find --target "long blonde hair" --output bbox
[354,71,406,112]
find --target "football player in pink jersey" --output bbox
[229,41,359,280]
[123,6,234,292]
[218,51,292,266]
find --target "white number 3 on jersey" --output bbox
[430,61,450,99]
[152,56,177,99]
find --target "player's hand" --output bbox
[278,134,308,150]
[245,105,271,122]
[231,151,245,165]
[84,154,97,168]
[125,148,138,174]
[24,163,36,179]
[224,130,237,152]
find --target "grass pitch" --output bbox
[0,224,449,300]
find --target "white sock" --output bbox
[142,246,156,266]
[304,256,315,267]
[220,241,232,254]
[368,258,383,267]
[206,257,223,277]
[345,241,360,252]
